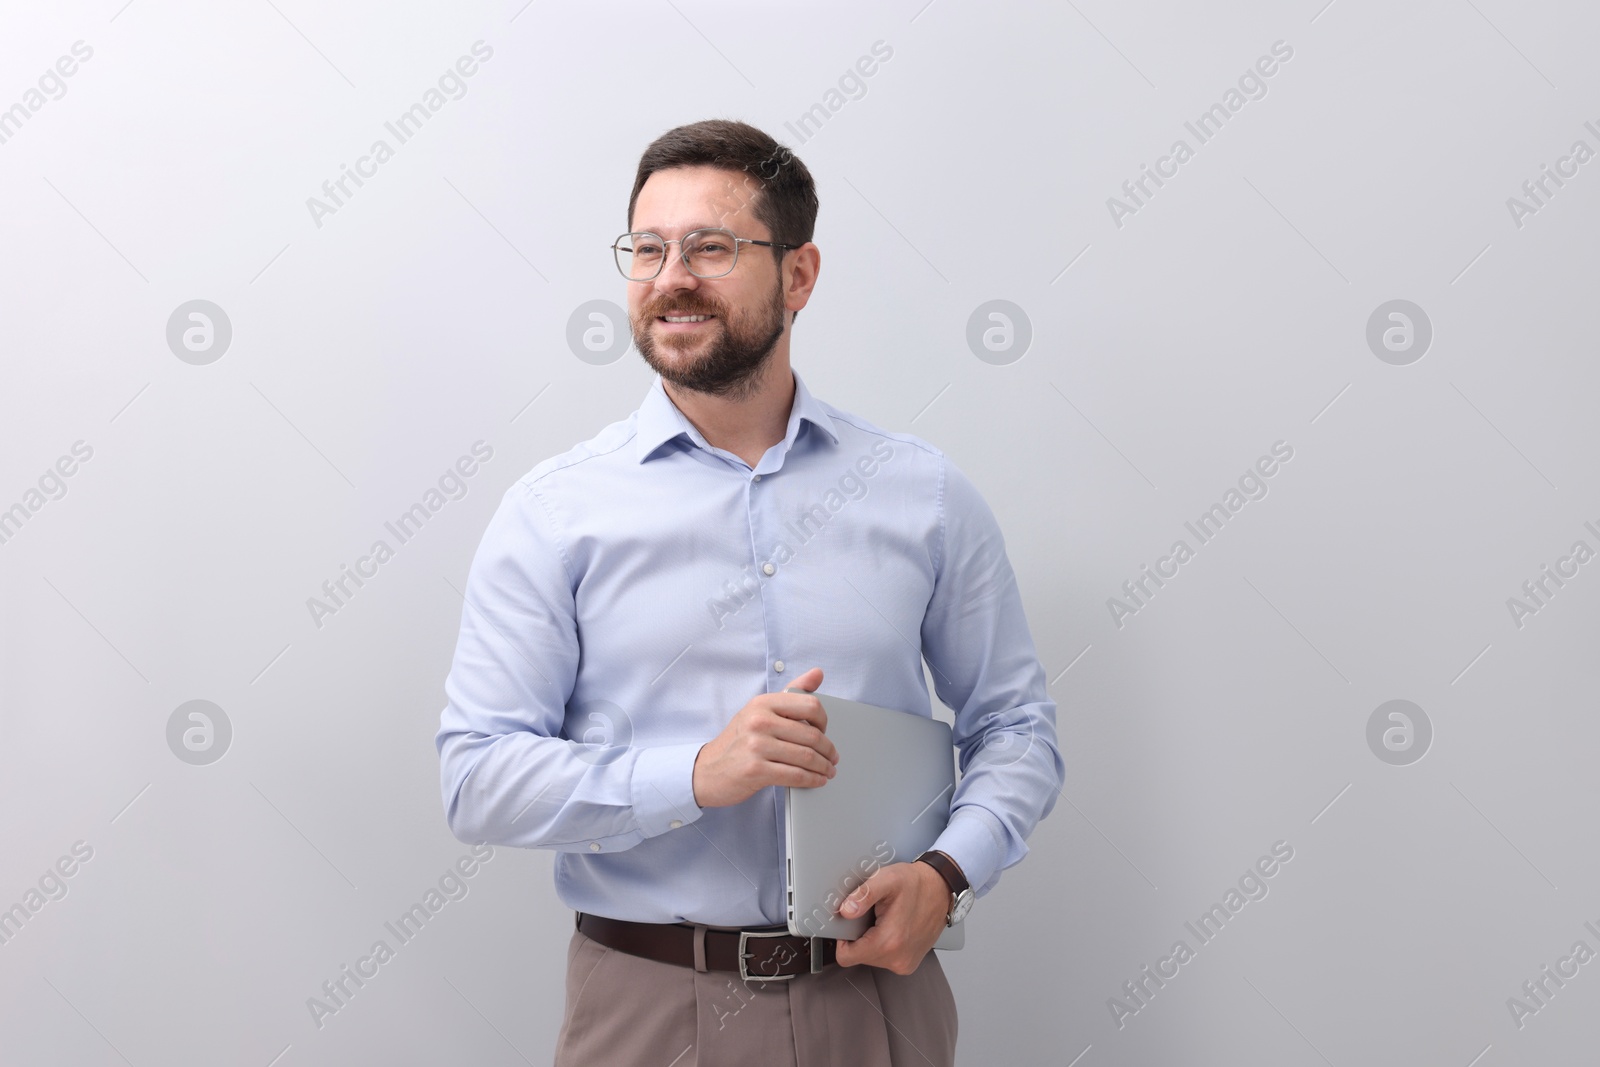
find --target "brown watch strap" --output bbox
[916,849,970,896]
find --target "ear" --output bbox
[783,243,820,315]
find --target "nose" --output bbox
[652,242,700,297]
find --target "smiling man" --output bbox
[436,118,1063,1067]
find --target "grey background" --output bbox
[2,0,1596,1064]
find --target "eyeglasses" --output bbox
[612,227,799,281]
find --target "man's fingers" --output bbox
[773,668,827,723]
[757,737,837,779]
[764,717,839,764]
[834,922,883,967]
[839,869,886,918]
[769,692,828,734]
[759,759,832,789]
[784,667,824,692]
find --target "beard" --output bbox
[633,279,788,400]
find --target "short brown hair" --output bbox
[628,119,818,319]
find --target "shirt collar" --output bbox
[634,368,840,464]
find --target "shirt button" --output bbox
[774,660,786,673]
[588,842,601,852]
[669,819,683,829]
[753,474,762,482]
[762,562,776,576]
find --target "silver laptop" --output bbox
[785,693,965,949]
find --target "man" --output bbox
[435,118,1063,1067]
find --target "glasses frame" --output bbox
[611,227,800,282]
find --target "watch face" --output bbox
[950,888,975,924]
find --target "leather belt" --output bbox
[576,911,839,981]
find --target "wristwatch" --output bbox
[916,850,975,926]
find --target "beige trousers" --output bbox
[552,924,959,1067]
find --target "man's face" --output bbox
[627,165,789,399]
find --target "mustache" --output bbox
[643,299,720,318]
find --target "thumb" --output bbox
[839,868,887,918]
[785,667,824,694]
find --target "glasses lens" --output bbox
[618,233,665,279]
[683,230,736,278]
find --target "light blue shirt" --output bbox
[435,369,1063,926]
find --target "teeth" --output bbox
[663,315,710,323]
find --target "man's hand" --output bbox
[691,668,838,808]
[833,860,952,975]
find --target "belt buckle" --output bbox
[738,928,798,983]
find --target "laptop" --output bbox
[784,693,965,949]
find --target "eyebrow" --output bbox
[632,222,722,236]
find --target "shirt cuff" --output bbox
[931,806,1006,898]
[630,742,707,839]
